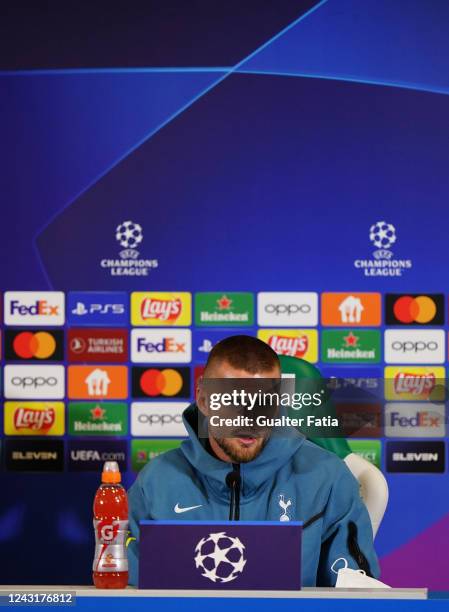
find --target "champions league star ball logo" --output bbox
[99,220,158,276]
[115,220,143,259]
[354,220,412,277]
[369,221,396,259]
[194,532,247,583]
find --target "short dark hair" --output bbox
[205,335,280,375]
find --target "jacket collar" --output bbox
[180,403,305,499]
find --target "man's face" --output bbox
[197,360,281,463]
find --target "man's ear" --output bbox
[196,376,209,416]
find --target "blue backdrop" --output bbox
[1,0,449,588]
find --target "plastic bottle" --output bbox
[92,461,129,588]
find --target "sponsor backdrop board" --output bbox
[2,0,449,591]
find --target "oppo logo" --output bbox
[11,376,58,388]
[391,341,439,353]
[264,304,311,315]
[137,414,183,425]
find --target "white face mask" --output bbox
[331,558,391,589]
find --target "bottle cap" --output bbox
[101,461,121,484]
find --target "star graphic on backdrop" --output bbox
[343,331,359,347]
[90,405,106,420]
[217,295,232,310]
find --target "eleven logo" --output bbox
[4,292,65,326]
[68,365,128,399]
[4,402,65,435]
[384,366,446,401]
[131,292,191,326]
[131,329,191,363]
[321,293,381,326]
[257,329,318,363]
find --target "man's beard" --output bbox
[212,435,268,463]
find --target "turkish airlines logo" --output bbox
[385,294,444,325]
[4,292,65,326]
[67,329,128,363]
[384,330,445,364]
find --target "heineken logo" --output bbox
[69,402,128,436]
[195,293,254,326]
[321,330,380,363]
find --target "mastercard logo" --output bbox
[132,367,190,399]
[393,296,436,323]
[13,331,57,359]
[140,369,183,396]
[386,294,444,326]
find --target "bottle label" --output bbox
[93,519,129,572]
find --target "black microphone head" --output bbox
[226,469,241,489]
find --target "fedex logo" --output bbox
[5,292,65,326]
[10,300,59,316]
[67,292,128,326]
[131,329,191,363]
[389,411,441,427]
[385,403,445,438]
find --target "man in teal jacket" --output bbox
[128,335,379,586]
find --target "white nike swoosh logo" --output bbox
[174,503,203,514]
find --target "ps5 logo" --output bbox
[71,302,125,315]
[67,292,128,326]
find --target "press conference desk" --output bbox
[2,585,440,611]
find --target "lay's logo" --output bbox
[4,402,65,435]
[140,298,182,322]
[267,334,309,358]
[257,329,318,363]
[14,406,55,431]
[394,372,435,395]
[385,366,445,401]
[131,293,191,326]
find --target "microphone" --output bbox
[226,465,241,521]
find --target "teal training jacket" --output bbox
[127,403,380,586]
